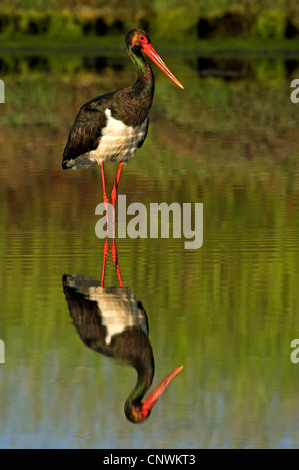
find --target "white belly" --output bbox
[97,109,148,163]
[70,109,148,170]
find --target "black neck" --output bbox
[126,45,155,99]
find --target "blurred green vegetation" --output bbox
[0,0,298,45]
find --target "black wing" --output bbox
[62,93,113,169]
[137,115,149,148]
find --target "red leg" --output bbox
[101,162,110,229]
[111,162,123,208]
[100,161,124,288]
[101,163,109,207]
[111,162,123,240]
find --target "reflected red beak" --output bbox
[142,365,184,411]
[141,43,184,89]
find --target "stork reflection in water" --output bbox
[62,238,183,423]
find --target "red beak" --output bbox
[141,43,184,89]
[142,365,184,411]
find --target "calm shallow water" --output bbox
[0,48,299,448]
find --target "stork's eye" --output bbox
[138,35,148,45]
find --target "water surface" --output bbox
[0,48,299,449]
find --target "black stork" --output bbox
[62,273,183,424]
[62,28,184,207]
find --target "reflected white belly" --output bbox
[89,286,148,345]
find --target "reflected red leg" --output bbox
[101,235,109,287]
[111,237,123,287]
